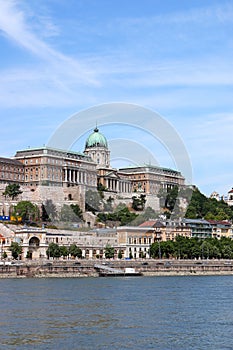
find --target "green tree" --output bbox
[221,246,233,259]
[46,243,61,259]
[97,205,138,226]
[3,183,22,200]
[60,245,69,258]
[12,201,40,223]
[115,206,137,225]
[185,187,233,220]
[132,194,146,211]
[118,250,123,259]
[9,242,22,259]
[69,244,82,258]
[105,244,114,259]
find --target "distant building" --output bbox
[207,220,233,239]
[210,191,220,201]
[117,219,192,259]
[226,188,233,206]
[182,219,212,239]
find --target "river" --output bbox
[0,276,232,349]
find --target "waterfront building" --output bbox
[139,220,192,241]
[45,227,121,259]
[182,219,212,239]
[207,220,233,239]
[117,225,158,259]
[1,223,124,261]
[117,219,192,259]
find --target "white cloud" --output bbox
[115,2,233,27]
[0,0,98,86]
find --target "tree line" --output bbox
[46,243,82,259]
[149,236,233,259]
[7,200,83,225]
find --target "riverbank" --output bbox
[1,259,233,278]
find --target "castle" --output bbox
[0,127,185,218]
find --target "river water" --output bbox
[0,276,233,350]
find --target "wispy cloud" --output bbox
[115,2,233,27]
[0,0,98,85]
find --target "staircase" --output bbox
[0,223,14,237]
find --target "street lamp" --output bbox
[158,239,161,260]
[156,233,162,260]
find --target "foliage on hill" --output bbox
[185,187,233,220]
[12,201,40,223]
[150,236,233,259]
[3,183,22,200]
[130,206,159,226]
[158,185,193,218]
[97,204,138,226]
[132,194,146,211]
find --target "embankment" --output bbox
[1,259,233,278]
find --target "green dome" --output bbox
[85,127,108,149]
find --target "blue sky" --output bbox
[0,0,233,197]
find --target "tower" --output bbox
[84,127,110,168]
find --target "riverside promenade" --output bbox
[0,259,233,278]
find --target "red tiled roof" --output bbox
[139,220,165,228]
[207,220,231,226]
[139,220,157,227]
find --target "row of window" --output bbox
[0,166,23,172]
[128,237,152,244]
[1,173,24,180]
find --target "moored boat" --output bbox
[98,267,142,277]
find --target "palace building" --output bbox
[14,146,97,189]
[0,126,185,218]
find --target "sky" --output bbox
[0,0,233,197]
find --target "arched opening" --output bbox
[28,236,40,260]
[29,236,40,247]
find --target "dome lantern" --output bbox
[85,127,108,149]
